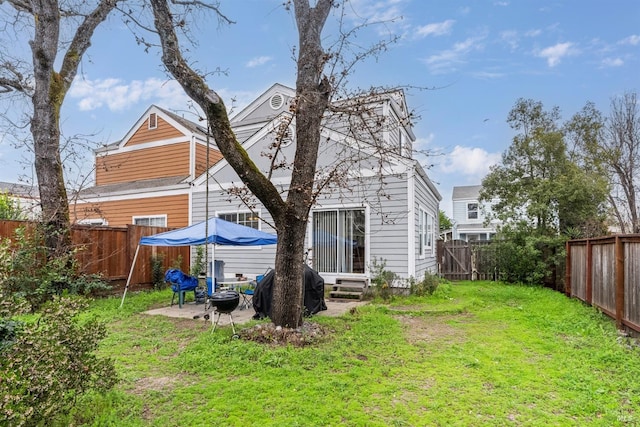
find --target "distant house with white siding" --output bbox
[451,185,499,241]
[0,181,40,219]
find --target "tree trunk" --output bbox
[150,0,332,327]
[30,0,71,255]
[271,212,308,328]
[24,0,118,256]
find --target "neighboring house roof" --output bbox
[452,185,482,200]
[0,181,39,199]
[156,105,209,135]
[77,175,190,198]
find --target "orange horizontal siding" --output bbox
[96,142,191,185]
[195,144,223,177]
[71,194,190,228]
[126,116,184,146]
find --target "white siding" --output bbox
[191,190,277,279]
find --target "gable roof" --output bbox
[95,104,209,154]
[452,185,482,200]
[230,83,296,125]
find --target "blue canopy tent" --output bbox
[120,218,277,307]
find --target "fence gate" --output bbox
[438,239,472,280]
[437,240,496,281]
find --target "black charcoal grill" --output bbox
[206,291,240,335]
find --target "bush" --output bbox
[366,257,397,300]
[0,225,110,312]
[410,271,441,296]
[492,224,566,286]
[0,297,117,426]
[151,254,166,290]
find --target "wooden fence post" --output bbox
[615,236,625,330]
[565,240,572,296]
[586,238,592,304]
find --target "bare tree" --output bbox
[0,0,121,256]
[568,92,640,233]
[606,92,640,232]
[149,0,412,327]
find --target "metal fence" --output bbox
[566,235,640,333]
[0,220,190,292]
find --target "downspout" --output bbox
[407,164,416,279]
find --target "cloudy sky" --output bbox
[1,0,638,215]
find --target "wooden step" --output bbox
[329,290,363,300]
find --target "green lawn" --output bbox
[69,281,640,426]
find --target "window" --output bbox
[133,215,166,226]
[148,113,157,129]
[312,209,365,274]
[419,209,434,257]
[467,203,478,220]
[77,218,107,226]
[218,211,259,229]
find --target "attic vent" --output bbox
[269,93,285,110]
[148,112,157,129]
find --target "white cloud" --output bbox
[246,56,273,68]
[414,20,455,38]
[500,30,519,50]
[601,57,624,67]
[536,42,576,67]
[525,29,542,38]
[69,77,189,112]
[619,35,640,46]
[346,0,405,26]
[424,35,486,74]
[439,145,501,177]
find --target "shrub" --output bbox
[366,257,397,300]
[0,225,110,312]
[151,254,166,290]
[190,245,206,277]
[0,297,117,426]
[410,271,441,296]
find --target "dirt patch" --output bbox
[131,376,178,395]
[398,313,470,344]
[239,321,330,347]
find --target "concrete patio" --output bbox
[144,298,366,328]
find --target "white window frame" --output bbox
[419,208,434,258]
[77,218,108,226]
[132,215,167,227]
[467,203,479,220]
[216,210,263,250]
[217,210,261,230]
[148,112,157,129]
[311,207,366,275]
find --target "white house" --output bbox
[192,83,442,285]
[451,184,499,241]
[0,181,40,219]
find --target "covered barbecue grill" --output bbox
[252,265,327,319]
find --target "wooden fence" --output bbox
[437,240,496,281]
[566,235,640,333]
[0,220,190,292]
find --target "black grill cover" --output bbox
[253,265,327,319]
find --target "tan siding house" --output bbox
[72,105,222,227]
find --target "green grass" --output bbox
[66,282,640,426]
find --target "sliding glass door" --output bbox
[312,209,365,274]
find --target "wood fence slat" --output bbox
[0,220,190,291]
[567,235,640,334]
